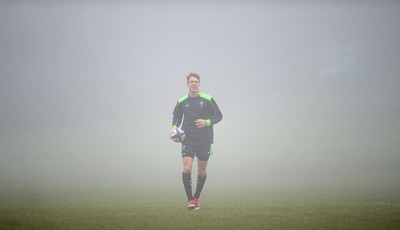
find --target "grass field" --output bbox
[1,187,399,229]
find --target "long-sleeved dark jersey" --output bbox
[172,92,223,146]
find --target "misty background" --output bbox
[1,1,399,196]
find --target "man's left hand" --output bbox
[195,119,206,128]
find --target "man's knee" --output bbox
[198,170,207,178]
[198,160,208,178]
[182,156,193,174]
[183,168,192,174]
[183,164,192,174]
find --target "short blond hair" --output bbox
[186,72,200,83]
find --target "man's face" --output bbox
[187,76,200,94]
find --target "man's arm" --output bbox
[172,102,183,128]
[206,97,223,126]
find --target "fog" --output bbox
[1,1,399,194]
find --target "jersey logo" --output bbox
[185,104,189,107]
[200,101,204,107]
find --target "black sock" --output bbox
[182,173,193,201]
[194,174,207,199]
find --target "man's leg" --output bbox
[194,159,208,200]
[193,159,208,210]
[182,156,194,205]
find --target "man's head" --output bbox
[186,72,200,96]
[186,72,200,83]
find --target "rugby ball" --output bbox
[170,128,185,143]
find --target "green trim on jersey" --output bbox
[178,92,211,103]
[178,94,189,103]
[199,92,212,101]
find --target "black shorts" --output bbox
[181,144,211,161]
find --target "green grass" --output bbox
[1,188,400,229]
[1,202,400,229]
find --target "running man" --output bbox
[171,72,223,210]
